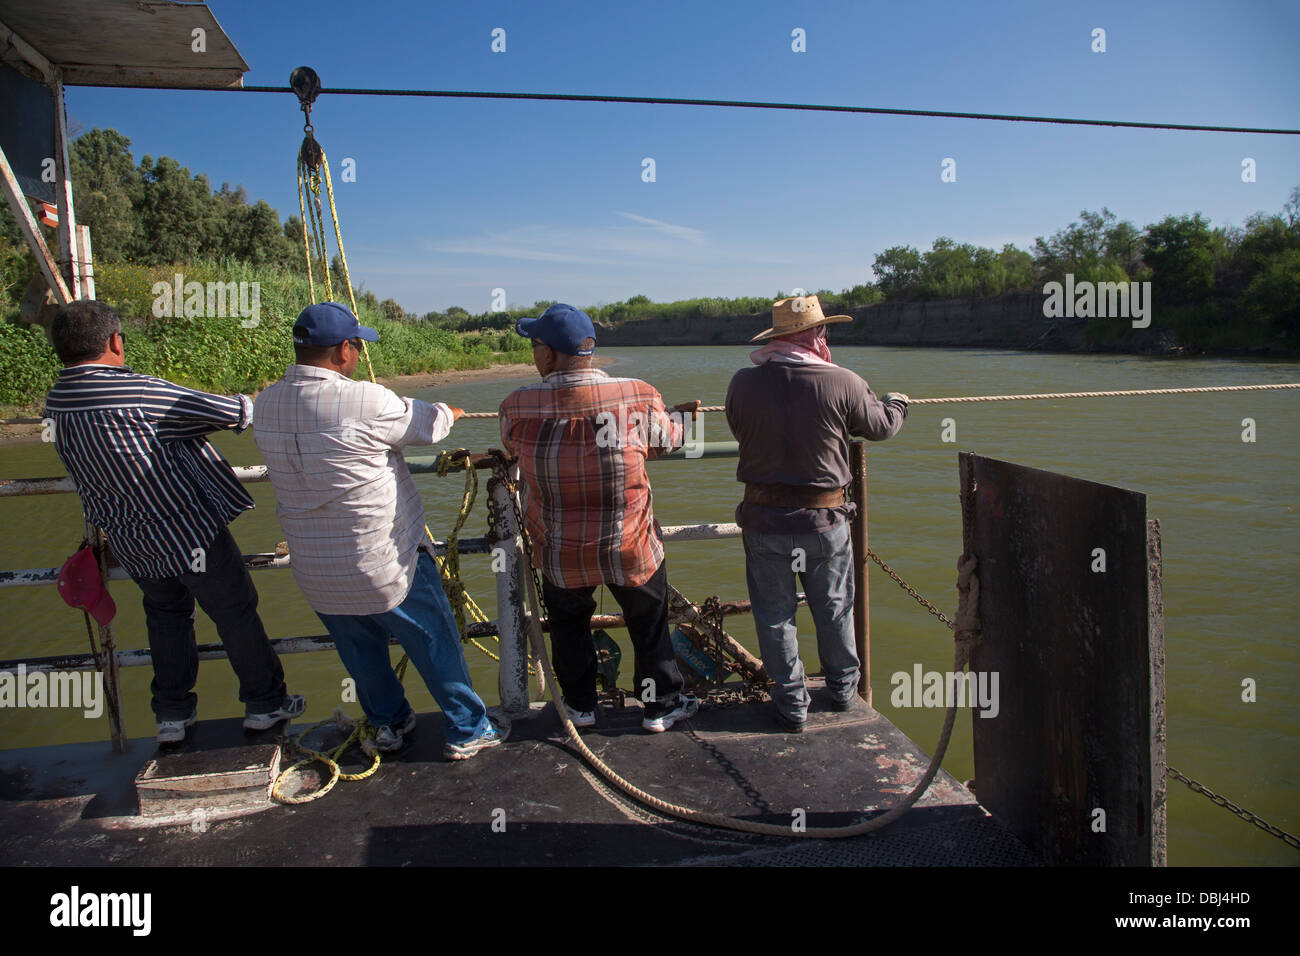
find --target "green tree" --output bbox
[134,154,224,262]
[1142,213,1216,304]
[998,244,1038,291]
[70,128,141,263]
[872,245,922,298]
[1241,247,1300,345]
[1034,209,1126,284]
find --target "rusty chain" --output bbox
[1167,766,1300,849]
[865,549,955,629]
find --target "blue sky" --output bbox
[65,0,1300,314]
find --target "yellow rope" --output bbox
[272,711,383,804]
[298,140,496,664]
[295,161,317,305]
[298,147,376,381]
[431,451,538,673]
[278,134,511,804]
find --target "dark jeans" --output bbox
[542,561,685,719]
[131,526,287,720]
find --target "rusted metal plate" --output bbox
[1147,518,1167,866]
[961,453,1164,866]
[135,744,280,818]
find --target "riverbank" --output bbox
[594,292,1295,356]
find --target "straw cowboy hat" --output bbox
[750,294,852,342]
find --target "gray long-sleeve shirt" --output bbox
[725,361,906,533]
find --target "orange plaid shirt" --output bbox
[499,369,684,589]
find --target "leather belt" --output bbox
[744,482,847,509]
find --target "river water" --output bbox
[1,345,1296,866]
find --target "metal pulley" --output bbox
[290,66,324,171]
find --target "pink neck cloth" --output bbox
[751,325,833,365]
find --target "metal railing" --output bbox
[0,439,870,751]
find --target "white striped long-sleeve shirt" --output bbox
[44,364,255,579]
[252,365,454,616]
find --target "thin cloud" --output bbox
[614,211,706,245]
[434,241,617,265]
[432,218,707,265]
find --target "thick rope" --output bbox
[455,382,1299,418]
[516,510,981,838]
[272,710,383,804]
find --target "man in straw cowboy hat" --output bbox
[725,294,909,732]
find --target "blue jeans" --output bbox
[316,551,490,744]
[742,522,859,721]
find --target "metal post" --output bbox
[77,225,95,298]
[84,521,126,752]
[489,471,532,718]
[850,440,870,704]
[51,71,83,300]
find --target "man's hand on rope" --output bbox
[447,405,466,421]
[882,392,910,405]
[672,399,702,420]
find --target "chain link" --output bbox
[1167,766,1300,849]
[866,549,955,628]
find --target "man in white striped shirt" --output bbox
[253,303,499,759]
[45,300,304,744]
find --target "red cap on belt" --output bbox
[57,547,117,626]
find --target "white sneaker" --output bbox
[563,701,596,728]
[443,724,504,761]
[157,713,196,744]
[243,694,306,731]
[373,712,418,753]
[642,694,700,733]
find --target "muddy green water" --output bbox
[1,346,1297,866]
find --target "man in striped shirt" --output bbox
[44,300,302,744]
[253,302,499,760]
[499,304,701,733]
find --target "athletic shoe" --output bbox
[443,724,504,761]
[773,706,806,734]
[642,694,700,733]
[831,694,867,713]
[373,712,418,753]
[243,693,306,731]
[563,702,597,728]
[157,712,196,744]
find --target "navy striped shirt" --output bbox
[44,364,255,579]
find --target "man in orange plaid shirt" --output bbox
[499,304,701,732]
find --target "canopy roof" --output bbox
[0,0,248,89]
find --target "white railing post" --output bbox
[490,466,532,718]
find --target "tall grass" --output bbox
[0,260,531,408]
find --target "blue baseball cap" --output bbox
[293,302,379,347]
[515,303,596,356]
